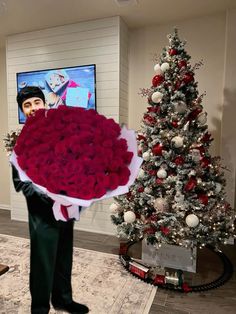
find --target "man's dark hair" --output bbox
[17,86,45,111]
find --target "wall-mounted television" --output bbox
[16,64,96,124]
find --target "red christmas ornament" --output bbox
[152,143,163,155]
[183,73,194,84]
[224,202,231,210]
[182,282,192,293]
[147,106,160,113]
[184,177,197,191]
[174,156,184,165]
[198,146,205,156]
[126,191,133,200]
[138,149,142,156]
[178,60,187,69]
[202,132,212,143]
[156,178,163,185]
[169,48,178,56]
[149,170,157,176]
[174,80,181,90]
[152,75,164,87]
[138,186,144,193]
[171,121,178,128]
[198,193,209,205]
[137,134,146,141]
[160,226,170,235]
[187,108,202,121]
[150,214,158,221]
[145,227,157,235]
[144,114,156,125]
[200,157,210,168]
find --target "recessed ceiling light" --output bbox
[114,0,139,7]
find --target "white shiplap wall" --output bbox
[6,16,129,235]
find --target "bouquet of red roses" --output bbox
[10,106,142,221]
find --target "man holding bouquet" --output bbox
[12,86,89,314]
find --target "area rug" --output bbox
[0,234,157,314]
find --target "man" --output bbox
[13,86,89,314]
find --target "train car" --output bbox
[129,260,150,279]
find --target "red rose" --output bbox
[15,107,134,200]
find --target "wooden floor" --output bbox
[0,208,236,314]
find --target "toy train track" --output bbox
[119,242,233,292]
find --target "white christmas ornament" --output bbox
[185,214,199,227]
[143,151,151,161]
[138,169,145,179]
[157,168,167,179]
[160,62,170,72]
[174,101,187,114]
[154,197,169,212]
[197,112,207,125]
[144,187,152,194]
[124,211,136,223]
[151,91,163,103]
[154,63,162,74]
[172,136,184,148]
[215,182,222,193]
[109,203,120,213]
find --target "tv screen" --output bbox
[16,64,96,123]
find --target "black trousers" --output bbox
[12,166,74,314]
[28,212,74,314]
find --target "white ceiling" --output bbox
[0,0,236,48]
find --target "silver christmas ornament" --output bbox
[174,101,187,114]
[215,182,222,193]
[197,112,207,125]
[191,149,201,162]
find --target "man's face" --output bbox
[22,97,45,118]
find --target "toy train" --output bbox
[120,254,187,289]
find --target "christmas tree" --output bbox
[111,29,236,250]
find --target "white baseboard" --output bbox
[0,204,10,210]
